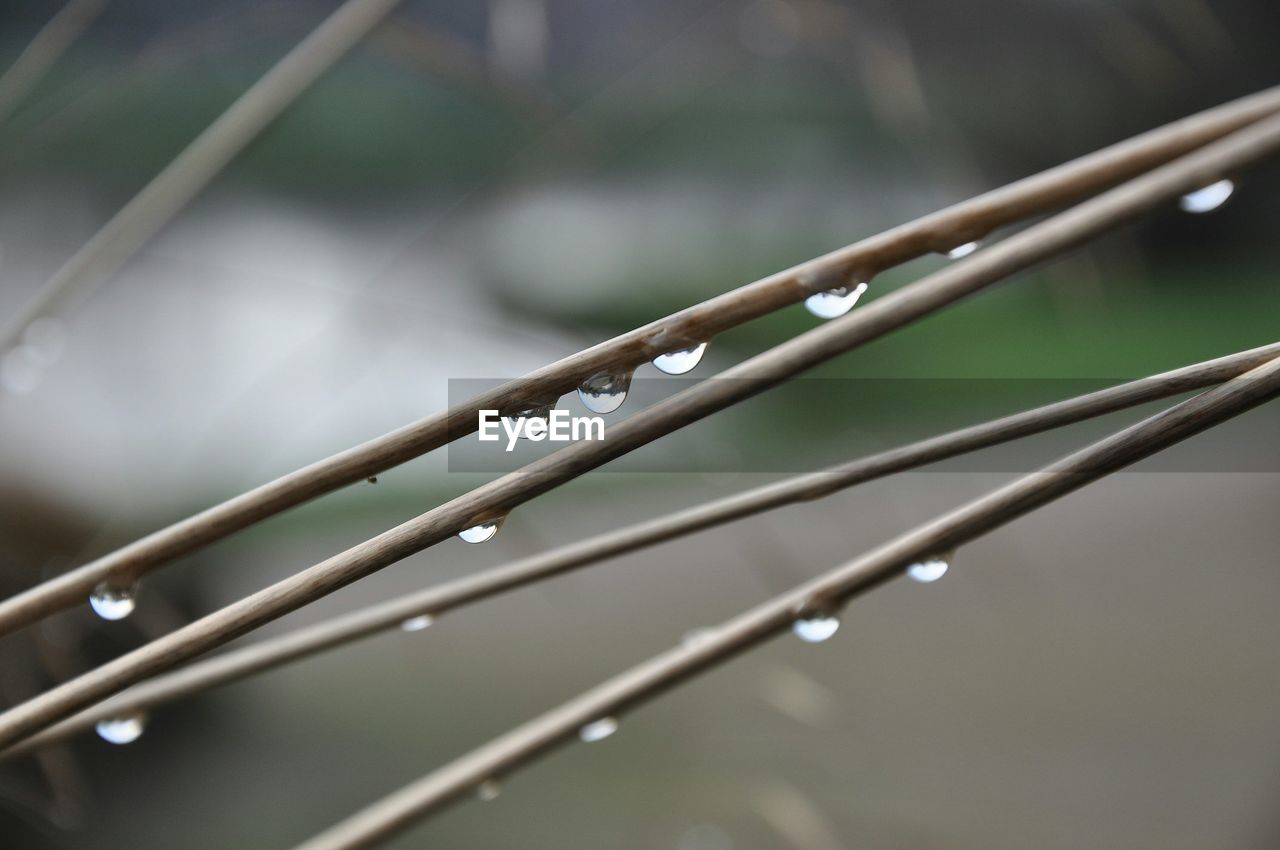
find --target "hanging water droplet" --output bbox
[577,371,632,414]
[366,476,378,484]
[653,342,708,375]
[458,518,503,544]
[476,779,501,801]
[400,614,435,632]
[804,281,869,319]
[95,713,146,745]
[1179,178,1234,213]
[946,240,981,259]
[502,403,553,433]
[578,716,619,743]
[792,613,840,643]
[89,581,138,621]
[907,554,950,583]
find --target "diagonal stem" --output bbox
[291,353,1280,850]
[2,85,1279,635]
[0,0,404,351]
[2,341,1277,759]
[0,111,1278,750]
[0,0,106,126]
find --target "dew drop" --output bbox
[95,713,146,745]
[577,371,632,414]
[946,240,981,259]
[458,518,503,544]
[476,779,501,801]
[804,281,869,319]
[400,614,435,632]
[578,716,619,743]
[89,581,138,621]
[1179,178,1234,213]
[366,476,378,484]
[653,342,708,375]
[502,403,553,434]
[907,555,950,583]
[792,613,839,643]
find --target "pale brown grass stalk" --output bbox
[0,113,1277,750]
[0,0,403,352]
[292,353,1280,850]
[2,85,1279,635]
[0,0,106,126]
[2,341,1277,759]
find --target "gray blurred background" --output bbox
[0,0,1278,848]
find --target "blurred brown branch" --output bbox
[293,353,1280,850]
[1,105,1278,752]
[0,0,106,126]
[3,84,1279,637]
[4,340,1277,760]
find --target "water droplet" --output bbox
[366,476,378,484]
[89,581,138,621]
[792,613,839,643]
[95,713,146,745]
[803,281,869,319]
[400,614,435,632]
[653,342,708,375]
[502,403,553,433]
[907,555,950,583]
[399,614,435,634]
[458,516,503,544]
[946,240,981,259]
[476,779,501,801]
[1179,178,1234,213]
[577,372,632,414]
[578,716,618,743]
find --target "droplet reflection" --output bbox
[803,282,868,319]
[577,372,632,414]
[1179,178,1234,213]
[89,581,138,621]
[95,714,146,745]
[653,342,708,375]
[907,555,950,583]
[578,716,619,743]
[792,613,839,643]
[400,614,434,632]
[458,518,503,544]
[946,240,981,259]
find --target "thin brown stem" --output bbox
[0,0,403,351]
[291,354,1280,850]
[3,341,1277,759]
[2,86,1279,635]
[0,0,106,126]
[0,113,1277,750]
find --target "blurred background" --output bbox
[1,0,1278,847]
